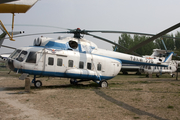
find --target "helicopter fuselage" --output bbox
[7,36,171,87]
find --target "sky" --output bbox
[0,0,180,54]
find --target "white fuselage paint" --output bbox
[7,37,171,81]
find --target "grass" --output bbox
[134,117,140,119]
[133,88,143,91]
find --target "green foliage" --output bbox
[155,34,174,50]
[113,32,179,55]
[175,31,180,50]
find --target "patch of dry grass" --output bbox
[0,69,180,120]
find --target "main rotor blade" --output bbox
[127,22,180,53]
[4,24,70,30]
[85,33,139,56]
[4,32,69,39]
[1,45,16,49]
[85,30,180,40]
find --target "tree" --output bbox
[155,34,174,51]
[175,31,180,50]
[113,33,157,55]
[113,33,133,53]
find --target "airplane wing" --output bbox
[0,0,18,4]
[0,0,38,13]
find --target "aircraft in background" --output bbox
[121,49,180,77]
[140,49,180,77]
[0,0,38,43]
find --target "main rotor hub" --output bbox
[73,28,85,38]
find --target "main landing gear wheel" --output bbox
[156,74,159,78]
[70,79,77,85]
[99,80,108,88]
[34,80,42,88]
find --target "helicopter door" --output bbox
[44,54,55,76]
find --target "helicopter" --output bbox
[3,22,180,88]
[121,39,180,76]
[140,49,180,77]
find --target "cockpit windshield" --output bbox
[16,51,28,62]
[10,49,21,59]
[9,50,28,62]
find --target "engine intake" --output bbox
[69,40,78,49]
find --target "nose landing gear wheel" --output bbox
[34,80,42,88]
[99,80,108,88]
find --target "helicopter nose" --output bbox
[8,59,14,71]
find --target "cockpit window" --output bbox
[26,52,37,63]
[16,51,28,62]
[11,50,21,59]
[9,50,17,58]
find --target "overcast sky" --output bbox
[0,0,180,54]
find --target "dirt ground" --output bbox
[0,69,180,120]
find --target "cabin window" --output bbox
[17,51,28,62]
[26,52,37,63]
[87,63,91,70]
[48,57,54,65]
[57,58,63,66]
[68,60,73,67]
[170,67,171,70]
[79,61,84,69]
[97,63,101,71]
[148,66,151,69]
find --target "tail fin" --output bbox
[163,52,174,63]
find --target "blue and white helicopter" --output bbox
[1,23,180,88]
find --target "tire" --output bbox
[34,80,42,88]
[70,79,77,85]
[156,74,159,78]
[99,80,108,88]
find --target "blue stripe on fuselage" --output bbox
[92,53,167,67]
[13,68,114,80]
